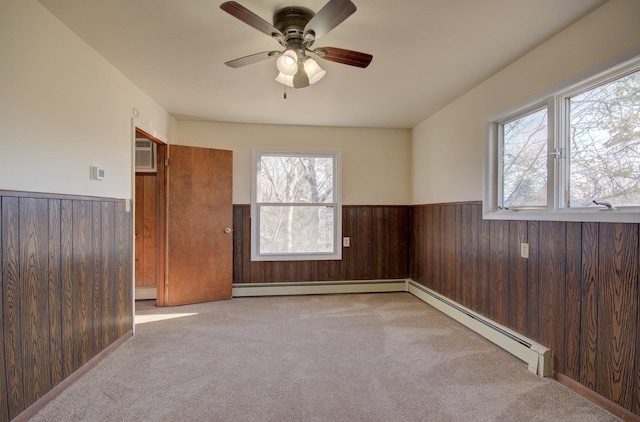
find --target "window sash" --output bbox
[256,203,337,256]
[498,106,549,209]
[564,68,640,209]
[257,153,336,204]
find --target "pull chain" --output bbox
[283,77,288,99]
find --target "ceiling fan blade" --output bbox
[304,0,356,40]
[225,51,278,68]
[314,47,372,68]
[220,1,283,38]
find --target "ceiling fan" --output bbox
[220,0,373,89]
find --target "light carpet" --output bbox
[32,292,619,421]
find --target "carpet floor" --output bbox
[32,292,619,421]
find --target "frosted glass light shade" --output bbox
[304,58,326,84]
[275,72,294,88]
[276,50,298,76]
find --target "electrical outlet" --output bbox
[343,237,350,247]
[520,243,529,259]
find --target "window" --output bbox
[486,56,640,222]
[567,70,640,208]
[500,107,548,208]
[251,150,341,261]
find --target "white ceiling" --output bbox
[38,0,606,129]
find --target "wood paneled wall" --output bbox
[134,174,159,287]
[232,205,409,283]
[409,202,640,417]
[0,191,133,421]
[4,196,635,417]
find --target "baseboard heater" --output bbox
[232,278,551,377]
[406,280,552,377]
[232,279,407,297]
[135,286,157,300]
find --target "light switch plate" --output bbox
[343,237,350,247]
[520,243,529,259]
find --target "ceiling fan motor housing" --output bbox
[273,7,315,45]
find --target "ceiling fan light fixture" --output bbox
[275,72,295,88]
[304,57,326,84]
[221,0,373,89]
[276,50,298,76]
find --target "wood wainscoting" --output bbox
[232,205,410,283]
[134,174,162,291]
[409,202,640,419]
[0,191,133,421]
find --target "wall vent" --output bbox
[135,138,156,172]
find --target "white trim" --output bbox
[130,118,137,335]
[406,280,552,377]
[232,279,406,297]
[482,207,640,223]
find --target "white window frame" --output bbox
[485,55,640,223]
[496,103,553,210]
[251,148,342,261]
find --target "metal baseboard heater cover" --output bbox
[406,280,552,377]
[135,286,157,301]
[231,278,552,377]
[232,280,407,297]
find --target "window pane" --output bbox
[569,70,640,207]
[259,155,334,203]
[501,108,548,207]
[259,205,335,254]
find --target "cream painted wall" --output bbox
[5,0,636,206]
[411,0,640,205]
[175,120,411,205]
[0,0,172,199]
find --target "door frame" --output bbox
[132,121,169,307]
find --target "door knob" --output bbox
[224,227,233,234]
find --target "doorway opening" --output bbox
[134,127,168,306]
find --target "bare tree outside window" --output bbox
[257,154,336,255]
[501,108,548,208]
[569,70,640,207]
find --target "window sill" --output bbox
[251,251,343,262]
[483,207,640,224]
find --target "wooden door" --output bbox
[166,145,233,306]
